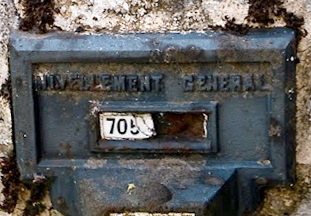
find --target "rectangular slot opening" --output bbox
[93,101,218,153]
[99,112,208,141]
[153,113,208,140]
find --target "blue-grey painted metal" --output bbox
[10,28,296,216]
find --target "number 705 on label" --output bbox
[99,113,156,140]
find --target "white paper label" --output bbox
[100,113,156,140]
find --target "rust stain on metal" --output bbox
[269,118,282,137]
[59,143,72,158]
[153,113,207,139]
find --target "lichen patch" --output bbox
[0,156,20,213]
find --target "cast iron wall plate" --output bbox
[10,28,296,216]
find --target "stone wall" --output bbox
[0,0,311,215]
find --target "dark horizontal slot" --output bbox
[153,113,207,140]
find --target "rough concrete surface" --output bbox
[0,0,311,215]
[0,0,17,213]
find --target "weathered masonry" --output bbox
[10,29,296,216]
